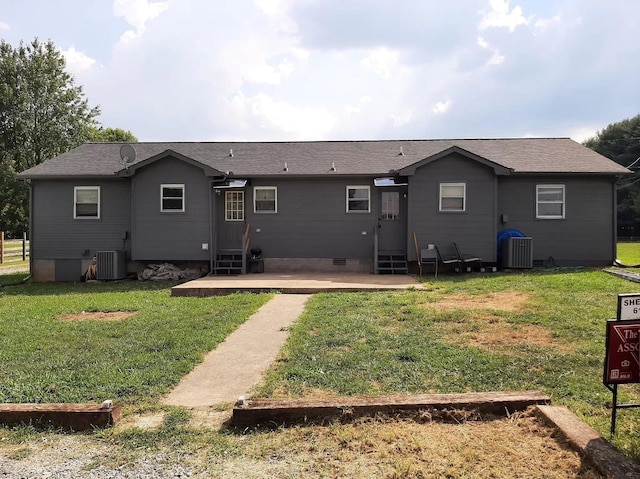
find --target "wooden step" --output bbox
[377,254,408,274]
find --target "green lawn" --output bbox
[1,268,640,462]
[0,278,271,407]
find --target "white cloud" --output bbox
[61,46,97,74]
[113,0,169,42]
[0,21,9,31]
[477,36,505,66]
[479,0,529,32]
[569,127,598,143]
[534,14,562,34]
[246,58,295,85]
[43,0,638,143]
[361,48,406,80]
[432,100,452,116]
[231,91,334,140]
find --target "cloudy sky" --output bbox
[1,0,638,142]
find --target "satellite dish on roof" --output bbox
[119,144,136,166]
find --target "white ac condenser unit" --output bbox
[502,237,533,269]
[96,250,127,280]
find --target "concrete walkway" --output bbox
[163,294,310,407]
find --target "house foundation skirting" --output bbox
[263,258,373,274]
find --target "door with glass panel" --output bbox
[378,188,407,253]
[218,189,246,250]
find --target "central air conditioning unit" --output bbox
[96,250,127,280]
[502,237,533,268]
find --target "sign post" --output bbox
[603,294,640,435]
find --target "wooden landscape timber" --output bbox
[231,390,551,427]
[0,402,121,431]
[535,405,640,479]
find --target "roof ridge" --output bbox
[85,137,574,145]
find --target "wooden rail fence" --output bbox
[0,232,29,264]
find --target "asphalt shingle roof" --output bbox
[17,138,630,178]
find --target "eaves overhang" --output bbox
[398,146,513,176]
[508,170,633,176]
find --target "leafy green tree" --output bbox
[85,126,137,142]
[584,114,640,237]
[0,38,100,237]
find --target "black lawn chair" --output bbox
[435,244,461,273]
[452,242,482,272]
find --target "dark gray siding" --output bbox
[497,176,616,265]
[407,154,497,261]
[244,177,378,259]
[31,179,131,259]
[132,157,211,261]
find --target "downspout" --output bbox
[209,181,214,274]
[613,177,619,263]
[25,180,33,282]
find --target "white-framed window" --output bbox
[254,186,277,213]
[346,186,370,213]
[74,186,100,219]
[381,191,400,220]
[161,184,185,212]
[439,182,466,212]
[225,191,244,221]
[536,184,565,219]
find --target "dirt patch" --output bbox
[59,311,136,322]
[423,292,572,353]
[118,413,166,430]
[438,313,573,353]
[425,291,530,311]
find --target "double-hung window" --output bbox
[536,184,565,219]
[439,183,465,212]
[346,186,370,213]
[74,186,100,219]
[225,191,245,221]
[254,186,277,213]
[161,184,185,212]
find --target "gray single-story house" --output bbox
[17,138,630,281]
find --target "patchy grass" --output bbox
[0,280,271,406]
[0,270,636,476]
[1,410,603,478]
[259,270,640,460]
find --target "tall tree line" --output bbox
[584,114,640,237]
[0,38,136,237]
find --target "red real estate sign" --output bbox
[604,319,640,384]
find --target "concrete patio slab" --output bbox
[163,294,310,408]
[171,273,425,296]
